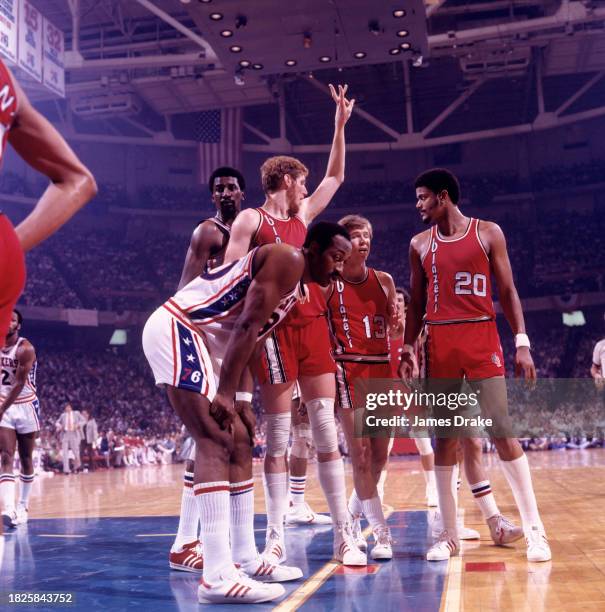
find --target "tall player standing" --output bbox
[0,59,96,546]
[224,86,366,565]
[400,168,551,563]
[169,166,247,573]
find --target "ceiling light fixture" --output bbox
[319,56,331,63]
[229,45,242,53]
[239,59,251,68]
[285,59,297,66]
[400,42,411,50]
[252,63,263,70]
[354,51,366,59]
[397,29,409,37]
[389,47,401,55]
[393,9,406,18]
[209,13,223,21]
[220,30,233,38]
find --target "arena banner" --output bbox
[17,0,42,82]
[0,0,19,63]
[42,16,64,97]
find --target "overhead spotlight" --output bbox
[234,70,245,86]
[239,59,251,68]
[303,32,312,49]
[220,30,233,38]
[392,9,406,18]
[354,51,366,59]
[319,55,331,63]
[400,42,411,50]
[179,0,191,4]
[252,63,263,70]
[209,13,223,21]
[235,15,248,29]
[397,29,409,37]
[389,47,401,55]
[229,45,242,53]
[412,53,424,67]
[368,19,381,35]
[285,59,297,66]
[199,0,212,3]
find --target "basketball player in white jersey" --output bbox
[169,166,247,573]
[0,310,39,528]
[143,223,353,604]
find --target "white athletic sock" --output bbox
[348,489,363,518]
[317,458,348,525]
[18,473,34,508]
[469,480,500,520]
[230,479,257,565]
[376,468,387,503]
[424,469,436,490]
[289,474,306,506]
[499,455,544,533]
[173,471,199,551]
[434,464,458,537]
[0,473,16,514]
[194,481,232,583]
[263,471,288,534]
[361,495,386,531]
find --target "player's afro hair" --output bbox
[304,221,350,252]
[208,166,246,193]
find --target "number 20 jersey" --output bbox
[421,218,495,324]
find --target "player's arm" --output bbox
[177,222,217,289]
[223,208,261,263]
[376,270,401,339]
[298,85,355,225]
[484,221,536,381]
[399,237,427,381]
[8,74,97,252]
[0,341,35,416]
[211,246,304,425]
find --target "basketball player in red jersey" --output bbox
[224,85,366,566]
[0,60,96,547]
[400,168,550,563]
[326,215,398,560]
[170,166,248,572]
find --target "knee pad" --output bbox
[266,413,291,457]
[291,423,312,459]
[414,437,433,456]
[306,398,338,454]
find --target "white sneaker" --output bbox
[431,513,478,540]
[334,522,367,566]
[197,570,285,604]
[2,510,17,529]
[526,526,551,562]
[262,527,287,565]
[350,514,367,552]
[241,556,303,582]
[370,526,393,561]
[426,530,460,561]
[487,514,524,546]
[14,506,28,525]
[426,484,438,507]
[285,502,332,526]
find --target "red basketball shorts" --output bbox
[253,316,336,385]
[335,360,393,410]
[425,320,505,380]
[0,215,26,338]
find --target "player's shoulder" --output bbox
[410,228,432,252]
[256,243,304,270]
[17,338,35,357]
[374,269,394,286]
[476,218,503,235]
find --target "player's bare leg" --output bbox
[14,432,36,525]
[299,374,366,566]
[0,426,18,529]
[287,398,331,526]
[166,387,286,604]
[461,437,523,545]
[469,377,551,562]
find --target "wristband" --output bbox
[235,391,253,403]
[515,333,531,349]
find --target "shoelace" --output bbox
[374,527,393,546]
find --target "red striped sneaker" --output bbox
[197,571,285,604]
[241,556,303,582]
[262,527,287,564]
[487,514,524,545]
[169,540,204,573]
[334,522,367,566]
[426,530,460,561]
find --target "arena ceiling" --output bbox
[27,0,605,149]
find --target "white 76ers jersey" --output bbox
[163,248,304,363]
[0,337,37,403]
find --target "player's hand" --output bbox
[398,348,419,386]
[387,298,400,335]
[329,84,355,129]
[235,400,256,446]
[210,392,237,431]
[514,347,536,386]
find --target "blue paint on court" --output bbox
[1,512,446,611]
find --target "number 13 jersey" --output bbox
[421,218,495,324]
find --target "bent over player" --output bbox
[142,223,352,604]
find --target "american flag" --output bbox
[196,108,243,184]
